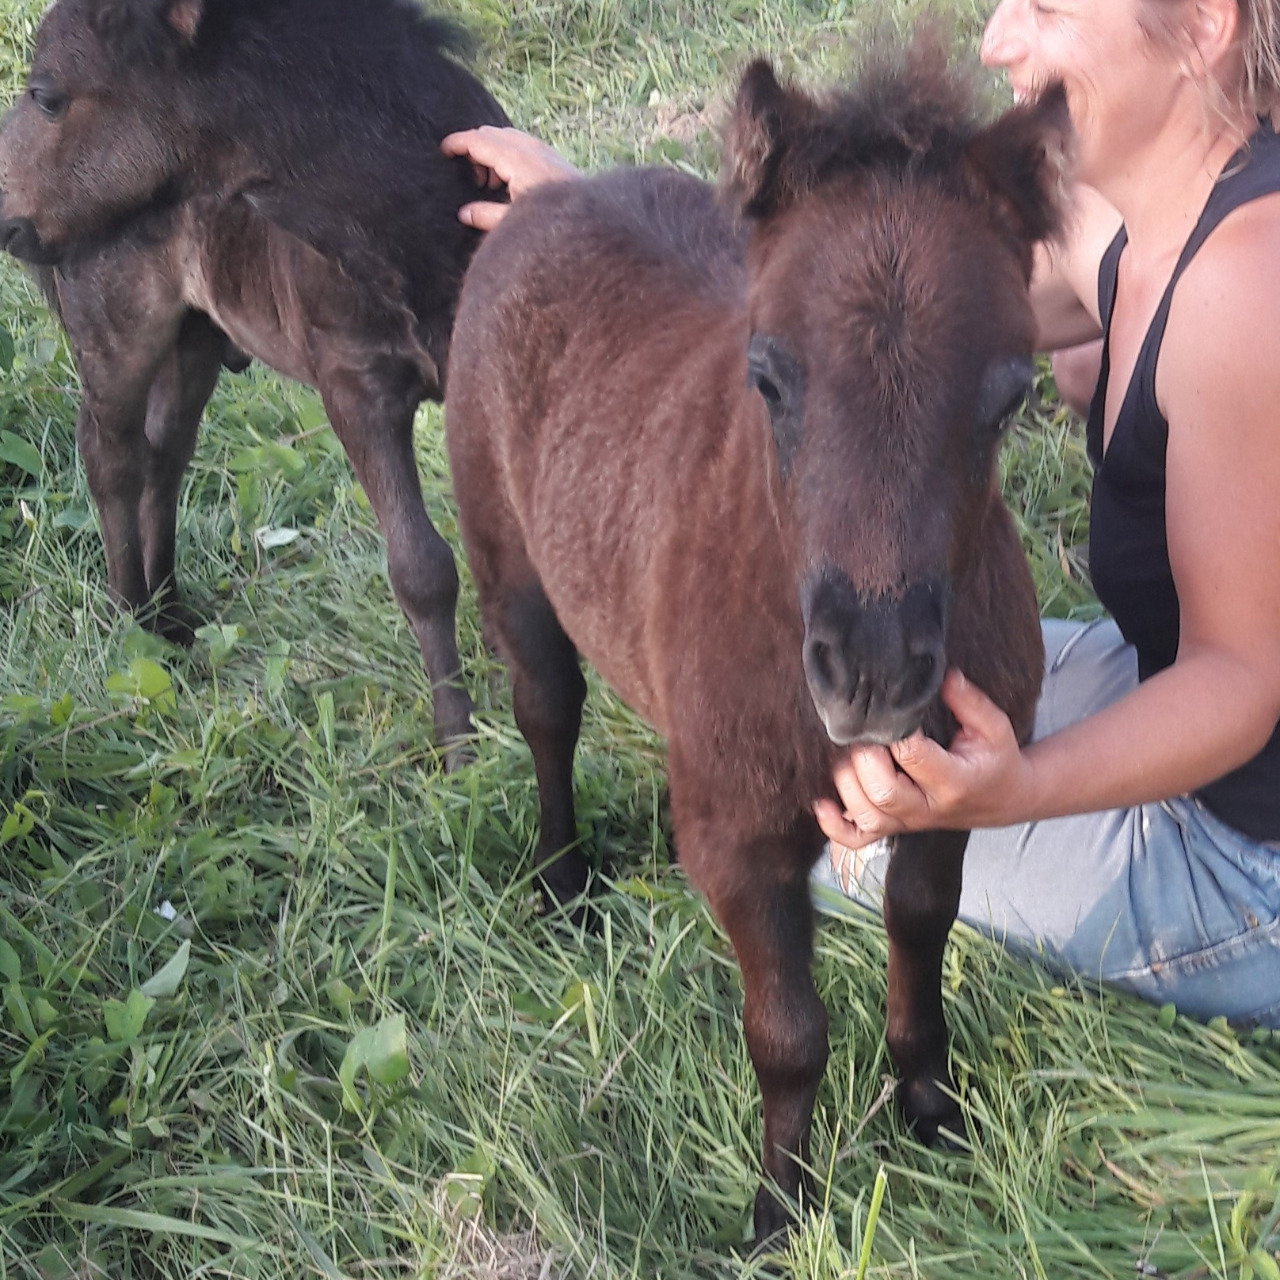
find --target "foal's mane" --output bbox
[88,0,471,81]
[725,29,1067,257]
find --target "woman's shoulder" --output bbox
[1171,189,1280,348]
[1161,189,1280,436]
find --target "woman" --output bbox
[444,0,1280,1026]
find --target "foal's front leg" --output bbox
[53,255,189,630]
[678,817,830,1247]
[882,827,969,1143]
[138,311,227,644]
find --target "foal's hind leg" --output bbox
[882,827,969,1143]
[491,579,590,912]
[319,365,474,768]
[138,312,227,645]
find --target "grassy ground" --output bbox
[3,0,1279,1277]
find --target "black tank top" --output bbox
[1086,118,1280,843]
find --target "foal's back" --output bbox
[447,168,765,723]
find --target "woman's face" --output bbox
[981,0,1188,185]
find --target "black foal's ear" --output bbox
[163,0,204,45]
[964,81,1073,269]
[724,60,816,219]
[92,0,204,56]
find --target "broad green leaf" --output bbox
[227,446,265,473]
[0,694,43,722]
[51,504,91,530]
[103,989,155,1043]
[338,1013,410,1111]
[326,977,357,1020]
[105,657,176,714]
[1250,1249,1280,1280]
[0,429,41,477]
[4,983,37,1041]
[196,622,244,664]
[140,940,190,999]
[366,1013,410,1086]
[0,804,35,845]
[294,397,329,432]
[0,939,20,984]
[263,441,307,478]
[445,1144,494,1215]
[0,326,14,373]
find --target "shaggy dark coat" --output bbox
[446,36,1067,1245]
[0,0,510,761]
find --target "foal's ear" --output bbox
[724,60,817,219]
[92,0,204,58]
[964,82,1072,261]
[162,0,204,45]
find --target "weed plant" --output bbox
[2,0,1278,1277]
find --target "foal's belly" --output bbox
[180,205,387,389]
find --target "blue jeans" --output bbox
[814,618,1280,1028]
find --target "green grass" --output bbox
[3,0,1278,1277]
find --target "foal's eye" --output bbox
[746,334,801,416]
[754,373,783,410]
[30,85,69,120]
[747,333,805,479]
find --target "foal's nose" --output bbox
[0,216,49,262]
[802,572,947,745]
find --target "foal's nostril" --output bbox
[810,639,835,689]
[900,637,945,707]
[804,629,854,702]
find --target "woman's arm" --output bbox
[1027,183,1120,350]
[440,127,582,230]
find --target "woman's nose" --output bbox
[980,0,1026,68]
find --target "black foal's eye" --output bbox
[975,355,1035,434]
[30,84,69,120]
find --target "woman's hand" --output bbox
[440,127,582,230]
[813,668,1035,851]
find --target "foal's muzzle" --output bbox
[802,571,948,745]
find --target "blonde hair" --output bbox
[1141,0,1280,118]
[1239,0,1280,115]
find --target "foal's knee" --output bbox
[386,525,460,622]
[745,997,829,1095]
[882,839,963,949]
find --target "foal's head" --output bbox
[724,37,1068,745]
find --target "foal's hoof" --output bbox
[434,692,477,774]
[899,1075,964,1148]
[149,597,204,648]
[535,850,595,931]
[438,734,476,775]
[752,1184,796,1253]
